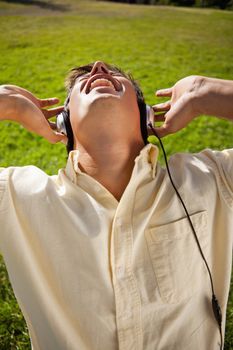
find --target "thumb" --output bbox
[44,130,68,144]
[151,108,177,138]
[153,100,194,138]
[152,124,171,138]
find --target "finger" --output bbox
[152,125,171,138]
[48,121,57,130]
[45,131,68,144]
[39,97,60,108]
[154,113,166,122]
[60,135,68,145]
[155,88,173,97]
[34,118,66,143]
[48,121,68,143]
[43,106,64,119]
[152,101,171,112]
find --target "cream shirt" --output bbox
[0,144,232,350]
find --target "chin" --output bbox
[88,94,121,115]
[90,91,120,103]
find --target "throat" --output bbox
[79,158,134,201]
[77,144,143,201]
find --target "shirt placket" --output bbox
[111,200,143,350]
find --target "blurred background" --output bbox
[103,0,233,9]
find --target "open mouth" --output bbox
[84,74,122,94]
[90,78,115,91]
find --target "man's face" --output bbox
[68,61,142,147]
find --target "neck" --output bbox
[74,140,145,201]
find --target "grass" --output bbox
[0,0,232,348]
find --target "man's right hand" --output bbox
[0,85,67,144]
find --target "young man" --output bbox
[0,61,232,350]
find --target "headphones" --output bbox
[56,111,68,136]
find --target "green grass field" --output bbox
[0,0,232,348]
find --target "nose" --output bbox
[90,61,109,76]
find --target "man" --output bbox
[0,61,232,350]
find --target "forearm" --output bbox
[196,77,233,121]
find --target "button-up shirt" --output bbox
[0,144,232,350]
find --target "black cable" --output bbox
[148,122,223,350]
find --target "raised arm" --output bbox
[152,76,233,137]
[0,85,67,143]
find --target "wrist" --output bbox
[192,76,233,120]
[191,76,209,117]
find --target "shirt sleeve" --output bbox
[202,148,233,210]
[0,167,8,208]
[0,167,8,253]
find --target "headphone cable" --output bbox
[148,122,223,350]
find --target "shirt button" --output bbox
[116,266,124,278]
[120,310,132,320]
[125,311,132,319]
[116,218,122,226]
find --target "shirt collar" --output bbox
[65,143,159,185]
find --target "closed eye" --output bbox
[110,72,123,77]
[78,72,122,81]
[77,75,90,83]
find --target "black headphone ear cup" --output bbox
[63,109,74,153]
[138,101,148,144]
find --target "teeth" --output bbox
[90,78,115,91]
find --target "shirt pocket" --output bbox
[145,211,208,304]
